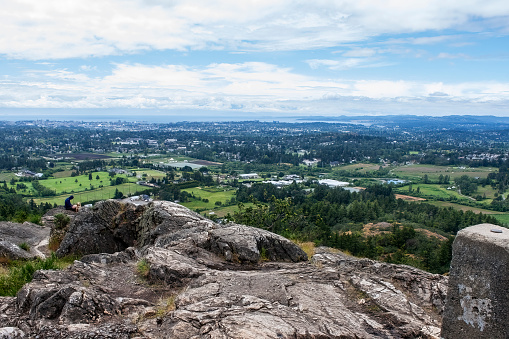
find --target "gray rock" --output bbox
[0,241,36,260]
[442,223,509,339]
[0,221,50,259]
[206,223,308,263]
[7,200,448,338]
[0,327,25,339]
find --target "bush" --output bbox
[0,253,77,296]
[54,214,70,230]
[136,259,150,279]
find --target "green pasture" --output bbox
[493,214,509,225]
[333,163,381,174]
[398,184,468,201]
[31,182,146,205]
[132,169,167,180]
[428,201,499,214]
[8,172,140,199]
[392,165,494,181]
[210,202,255,218]
[0,172,16,182]
[181,186,236,210]
[52,170,75,178]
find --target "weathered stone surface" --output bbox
[442,223,509,339]
[0,327,25,339]
[206,223,308,263]
[0,221,50,259]
[2,200,448,338]
[56,200,144,257]
[0,241,35,260]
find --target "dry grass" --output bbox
[293,241,316,260]
[48,234,64,252]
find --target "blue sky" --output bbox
[1,0,509,120]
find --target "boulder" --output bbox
[206,223,308,263]
[0,221,49,259]
[0,241,36,261]
[442,224,509,338]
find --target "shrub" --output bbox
[54,214,70,230]
[136,259,150,278]
[0,253,77,296]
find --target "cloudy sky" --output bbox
[1,0,509,120]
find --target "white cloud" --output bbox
[1,62,509,116]
[1,0,509,59]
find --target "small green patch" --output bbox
[18,242,30,251]
[0,253,78,296]
[259,247,269,262]
[136,259,150,278]
[54,213,70,230]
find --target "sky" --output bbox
[1,0,509,120]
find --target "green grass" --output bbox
[181,186,236,210]
[32,182,148,205]
[201,202,254,218]
[392,164,495,181]
[0,253,77,296]
[0,172,16,181]
[493,214,509,225]
[9,171,137,197]
[132,169,166,180]
[332,163,382,174]
[398,184,468,201]
[428,201,499,214]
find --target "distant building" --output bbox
[318,179,349,188]
[239,173,259,180]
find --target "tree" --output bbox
[88,173,92,180]
[96,175,100,180]
[114,188,123,199]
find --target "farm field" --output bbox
[211,202,255,218]
[9,171,136,197]
[428,201,500,214]
[132,169,167,180]
[0,172,16,182]
[32,182,147,206]
[181,186,236,210]
[392,164,495,181]
[396,184,469,201]
[333,163,382,174]
[425,201,509,226]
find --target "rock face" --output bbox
[0,200,448,338]
[0,221,50,260]
[442,223,509,339]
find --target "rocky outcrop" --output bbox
[0,221,50,260]
[0,200,448,338]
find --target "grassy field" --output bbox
[210,202,255,218]
[32,182,147,205]
[428,201,500,214]
[333,163,382,174]
[9,171,137,197]
[392,164,495,181]
[397,184,469,201]
[493,214,509,225]
[181,186,237,210]
[132,169,167,180]
[0,172,16,182]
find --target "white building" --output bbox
[318,179,350,188]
